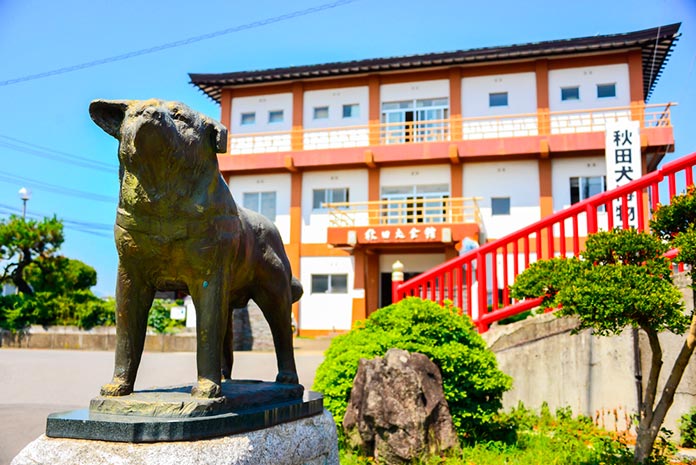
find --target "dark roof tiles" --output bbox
[190,23,680,103]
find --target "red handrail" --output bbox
[394,151,696,332]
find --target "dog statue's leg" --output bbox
[101,264,154,396]
[190,278,230,398]
[221,305,234,381]
[255,284,299,385]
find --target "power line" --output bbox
[0,134,116,170]
[0,204,112,238]
[0,0,360,87]
[0,170,117,203]
[0,140,117,174]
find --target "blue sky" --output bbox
[1,0,694,296]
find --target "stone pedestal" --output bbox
[12,409,339,465]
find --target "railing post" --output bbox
[391,260,404,303]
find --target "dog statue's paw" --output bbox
[275,371,299,385]
[191,379,222,399]
[100,381,133,397]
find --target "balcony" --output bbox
[324,197,483,249]
[228,103,674,155]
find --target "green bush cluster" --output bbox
[680,407,696,448]
[312,297,512,442]
[340,403,650,465]
[0,294,185,334]
[0,291,114,331]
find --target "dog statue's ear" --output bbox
[209,120,228,153]
[89,100,129,139]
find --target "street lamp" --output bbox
[18,187,31,219]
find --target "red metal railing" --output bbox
[393,151,696,332]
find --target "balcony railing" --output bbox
[325,197,483,228]
[227,103,674,154]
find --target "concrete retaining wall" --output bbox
[483,272,696,440]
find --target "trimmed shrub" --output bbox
[680,407,696,448]
[312,297,512,442]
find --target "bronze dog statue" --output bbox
[90,99,302,398]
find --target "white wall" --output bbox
[302,86,370,150]
[230,93,293,154]
[299,256,354,331]
[380,79,449,102]
[303,87,369,129]
[462,161,541,239]
[549,64,631,134]
[231,93,293,133]
[461,72,538,139]
[301,169,369,243]
[227,173,292,244]
[548,64,630,111]
[380,164,451,189]
[461,72,537,117]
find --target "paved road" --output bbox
[0,345,328,465]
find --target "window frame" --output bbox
[488,92,509,107]
[597,83,617,99]
[342,103,360,119]
[561,86,580,101]
[242,191,277,222]
[569,176,606,205]
[312,187,350,210]
[491,197,511,216]
[313,106,329,120]
[310,273,349,294]
[240,112,256,126]
[268,110,284,124]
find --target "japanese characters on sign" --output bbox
[605,120,641,228]
[363,225,439,243]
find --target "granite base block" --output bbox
[47,388,322,442]
[12,409,339,465]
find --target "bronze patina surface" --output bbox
[89,99,302,400]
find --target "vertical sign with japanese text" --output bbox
[605,120,641,228]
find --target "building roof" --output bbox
[189,23,680,103]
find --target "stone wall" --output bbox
[0,301,276,352]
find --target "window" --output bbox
[597,83,616,98]
[268,110,284,123]
[489,92,508,107]
[491,197,511,216]
[381,98,449,143]
[240,112,255,125]
[561,86,580,101]
[381,184,449,224]
[313,188,349,210]
[311,274,348,294]
[342,103,359,118]
[243,191,276,221]
[570,176,605,204]
[313,106,329,120]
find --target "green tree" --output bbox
[511,220,696,463]
[0,215,64,295]
[25,256,97,294]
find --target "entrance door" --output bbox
[379,271,422,308]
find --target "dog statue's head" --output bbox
[89,99,228,181]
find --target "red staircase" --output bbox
[393,151,696,332]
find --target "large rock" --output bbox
[343,348,459,464]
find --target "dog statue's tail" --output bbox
[290,277,303,303]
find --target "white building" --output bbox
[190,23,680,336]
